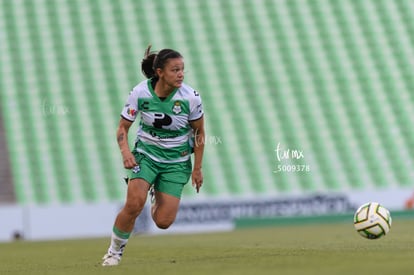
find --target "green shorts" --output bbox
[128,152,192,198]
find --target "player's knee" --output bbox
[155,221,172,230]
[154,218,174,229]
[124,199,145,217]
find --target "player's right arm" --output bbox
[117,117,137,169]
[118,85,140,169]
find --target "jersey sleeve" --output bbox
[189,90,204,121]
[120,87,139,122]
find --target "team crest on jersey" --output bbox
[172,101,182,114]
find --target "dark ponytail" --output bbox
[141,45,157,79]
[141,45,183,79]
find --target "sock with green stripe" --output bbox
[108,226,131,256]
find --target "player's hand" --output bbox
[192,168,203,193]
[122,151,137,169]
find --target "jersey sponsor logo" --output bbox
[140,101,149,110]
[153,113,173,128]
[127,107,137,117]
[172,101,182,114]
[149,130,181,139]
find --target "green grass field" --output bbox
[1,218,413,275]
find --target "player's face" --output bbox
[159,58,185,88]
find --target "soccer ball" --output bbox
[353,202,392,239]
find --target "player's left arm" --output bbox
[190,116,205,193]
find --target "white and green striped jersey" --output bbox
[121,79,203,163]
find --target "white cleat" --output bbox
[102,253,121,266]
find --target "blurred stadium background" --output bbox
[1,0,414,241]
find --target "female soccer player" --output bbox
[102,46,205,266]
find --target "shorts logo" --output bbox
[132,165,141,173]
[172,101,182,114]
